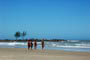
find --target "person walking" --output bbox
[27,40,31,50]
[41,40,45,50]
[31,40,33,50]
[34,40,37,49]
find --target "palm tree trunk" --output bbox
[23,36,24,40]
[16,37,17,42]
[16,38,17,40]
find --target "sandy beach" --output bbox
[0,48,90,60]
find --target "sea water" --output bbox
[0,40,90,52]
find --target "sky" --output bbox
[0,0,90,40]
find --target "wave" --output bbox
[0,42,42,46]
[75,44,90,46]
[56,45,90,48]
[0,41,90,49]
[67,40,80,42]
[0,42,27,46]
[8,42,26,46]
[50,43,90,48]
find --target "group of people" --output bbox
[27,40,45,50]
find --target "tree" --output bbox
[22,32,26,40]
[14,32,21,40]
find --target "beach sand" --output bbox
[0,48,90,60]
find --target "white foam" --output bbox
[8,42,26,46]
[50,42,90,48]
[67,40,80,42]
[0,42,9,45]
[0,42,27,46]
[0,42,41,46]
[51,44,90,48]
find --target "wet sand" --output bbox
[0,48,90,60]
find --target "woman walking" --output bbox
[27,40,31,50]
[31,40,33,50]
[34,40,37,49]
[41,40,45,50]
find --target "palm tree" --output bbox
[14,32,21,40]
[22,32,26,40]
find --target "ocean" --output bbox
[0,40,90,52]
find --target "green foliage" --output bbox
[14,32,21,40]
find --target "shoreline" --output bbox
[0,41,90,52]
[0,48,90,60]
